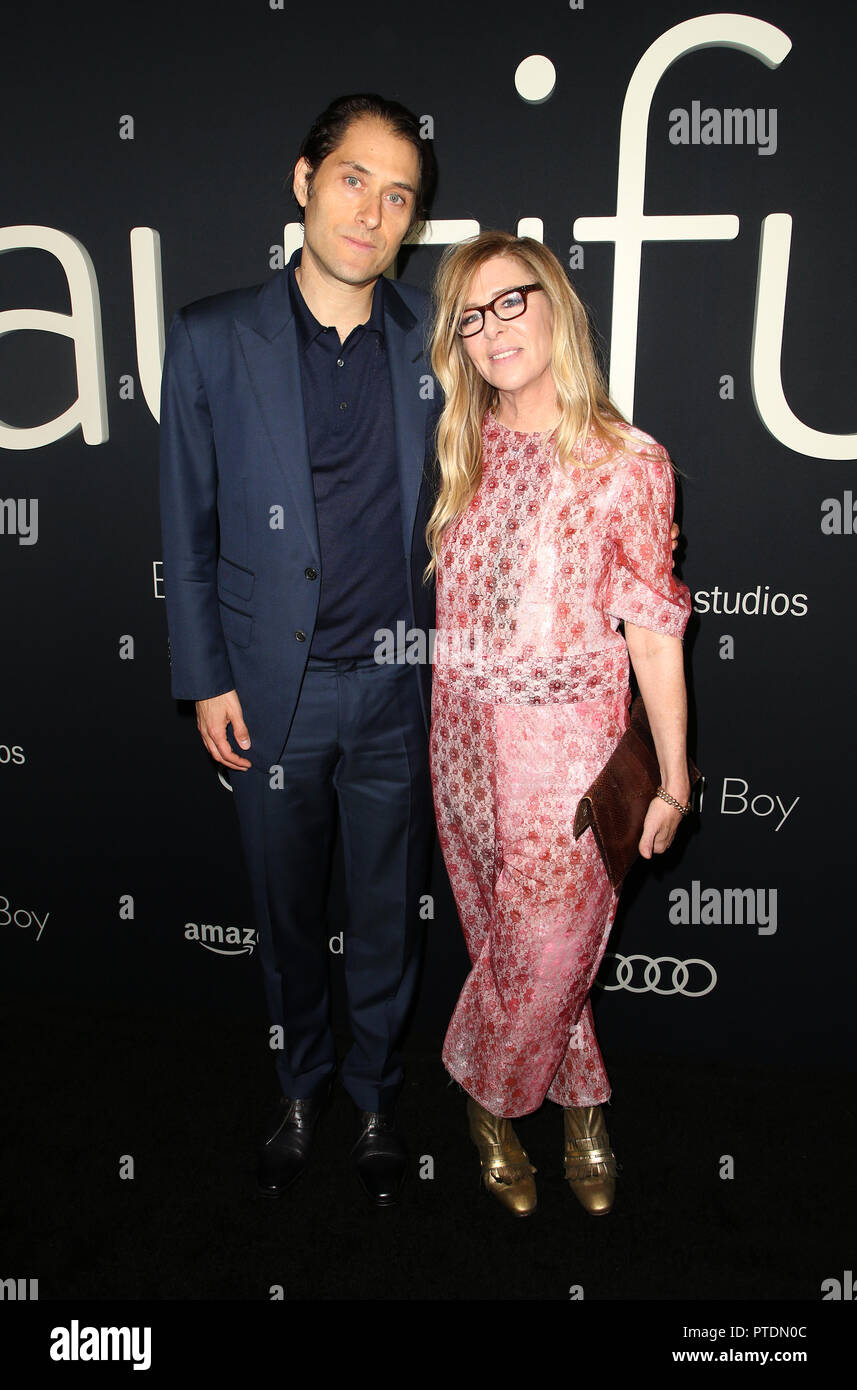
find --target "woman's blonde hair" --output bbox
[424,231,627,581]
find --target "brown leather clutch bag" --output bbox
[573,695,701,891]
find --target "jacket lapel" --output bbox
[234,264,429,569]
[234,270,320,562]
[383,280,429,566]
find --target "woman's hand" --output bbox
[623,624,690,861]
[638,795,685,858]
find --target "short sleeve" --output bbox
[604,443,691,638]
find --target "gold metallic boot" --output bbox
[467,1096,537,1217]
[562,1104,617,1216]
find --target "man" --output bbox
[159,94,440,1207]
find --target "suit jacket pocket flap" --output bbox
[217,554,255,602]
[218,599,253,648]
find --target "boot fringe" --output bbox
[563,1155,618,1181]
[485,1162,537,1186]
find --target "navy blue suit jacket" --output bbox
[159,265,440,772]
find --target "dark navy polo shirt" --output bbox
[287,249,410,658]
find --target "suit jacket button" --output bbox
[304,567,318,580]
[295,630,306,642]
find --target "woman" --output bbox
[426,232,693,1218]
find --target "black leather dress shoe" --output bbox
[256,1079,332,1197]
[351,1107,406,1206]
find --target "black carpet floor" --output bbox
[2,995,854,1305]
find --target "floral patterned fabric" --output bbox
[430,411,691,1117]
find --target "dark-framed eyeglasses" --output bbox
[456,283,543,337]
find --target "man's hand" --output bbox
[195,690,253,771]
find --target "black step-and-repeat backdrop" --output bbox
[2,0,855,1071]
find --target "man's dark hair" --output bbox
[290,92,436,238]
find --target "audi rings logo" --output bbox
[596,953,717,997]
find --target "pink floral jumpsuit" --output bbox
[430,412,691,1117]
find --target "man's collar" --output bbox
[235,244,417,343]
[287,244,387,348]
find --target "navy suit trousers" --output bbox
[228,654,433,1112]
